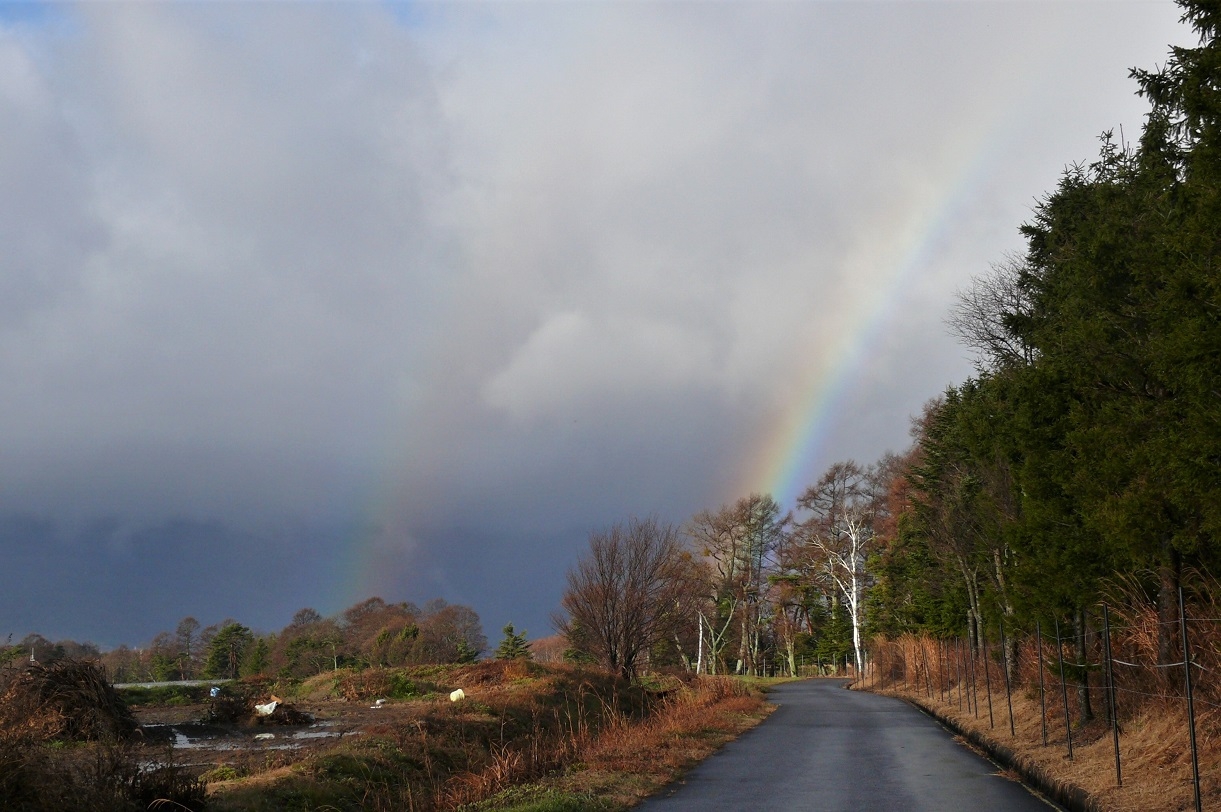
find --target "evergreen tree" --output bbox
[494,624,531,660]
[203,623,253,680]
[242,636,271,677]
[877,0,1221,667]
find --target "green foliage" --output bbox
[284,632,339,676]
[116,683,217,706]
[813,602,853,666]
[204,622,254,680]
[455,637,480,664]
[865,515,966,638]
[870,1,1221,656]
[386,671,419,699]
[201,764,244,783]
[562,647,596,666]
[243,636,271,677]
[494,624,532,661]
[148,650,178,682]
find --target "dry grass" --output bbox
[441,671,771,810]
[207,664,773,812]
[0,659,204,811]
[865,620,1221,812]
[459,674,773,811]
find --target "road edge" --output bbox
[893,691,1104,812]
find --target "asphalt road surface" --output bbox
[638,679,1060,811]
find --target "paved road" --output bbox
[638,679,1060,811]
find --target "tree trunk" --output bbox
[672,633,692,673]
[1075,606,1093,723]
[849,571,863,674]
[966,577,981,651]
[737,610,749,675]
[958,558,981,651]
[991,549,1020,683]
[1005,623,1019,686]
[749,609,762,676]
[1157,543,1181,674]
[696,614,705,675]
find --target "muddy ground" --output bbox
[133,697,426,772]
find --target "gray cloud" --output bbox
[0,1,1188,644]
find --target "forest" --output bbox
[3,597,489,684]
[868,0,1221,656]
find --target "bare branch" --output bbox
[945,252,1038,371]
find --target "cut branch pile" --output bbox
[0,658,137,742]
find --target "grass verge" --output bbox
[208,664,776,812]
[864,677,1220,811]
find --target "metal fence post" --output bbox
[1102,603,1120,787]
[1055,617,1073,760]
[937,638,944,702]
[940,638,948,703]
[956,637,964,712]
[1037,620,1048,746]
[998,616,1015,736]
[920,638,932,698]
[982,626,995,729]
[1179,586,1201,812]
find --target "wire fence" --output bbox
[863,586,1215,812]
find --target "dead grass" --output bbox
[497,676,774,810]
[0,659,204,811]
[440,671,768,810]
[207,664,773,812]
[866,628,1221,812]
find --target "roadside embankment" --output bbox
[856,676,1218,812]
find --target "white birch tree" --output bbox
[795,461,881,674]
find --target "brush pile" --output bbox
[0,658,137,742]
[260,702,313,726]
[205,690,313,726]
[0,658,204,811]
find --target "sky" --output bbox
[0,0,1191,649]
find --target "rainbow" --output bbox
[345,74,1039,605]
[742,110,1021,510]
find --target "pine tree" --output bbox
[242,636,271,677]
[203,623,253,680]
[494,624,531,660]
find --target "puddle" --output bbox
[141,721,350,752]
[142,723,240,750]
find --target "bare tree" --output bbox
[687,494,788,675]
[174,617,201,680]
[945,252,1038,371]
[416,602,486,663]
[338,597,418,664]
[687,504,746,674]
[556,517,689,681]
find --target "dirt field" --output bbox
[133,693,449,763]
